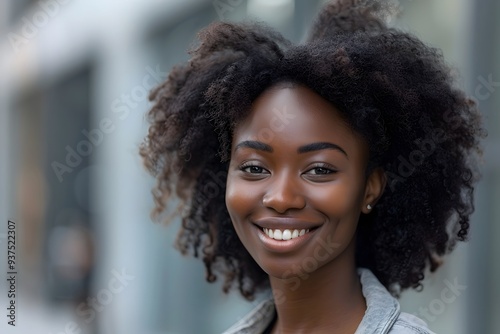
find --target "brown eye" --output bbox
[309,167,332,175]
[239,163,269,175]
[244,166,264,174]
[305,163,337,176]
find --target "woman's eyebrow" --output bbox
[297,142,348,158]
[234,140,348,158]
[235,140,273,152]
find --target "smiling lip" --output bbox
[252,217,322,252]
[253,217,322,231]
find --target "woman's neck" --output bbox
[268,244,366,334]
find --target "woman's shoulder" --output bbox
[222,298,275,334]
[356,268,436,334]
[389,312,436,334]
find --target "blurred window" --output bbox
[8,0,40,26]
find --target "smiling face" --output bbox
[225,83,384,280]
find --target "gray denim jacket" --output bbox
[223,268,435,334]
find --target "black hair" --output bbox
[140,0,484,299]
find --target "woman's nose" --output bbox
[262,172,306,213]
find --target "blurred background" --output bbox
[0,0,498,333]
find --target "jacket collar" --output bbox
[354,268,400,333]
[223,268,401,334]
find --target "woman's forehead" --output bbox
[231,84,368,159]
[243,84,347,127]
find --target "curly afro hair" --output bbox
[140,0,484,300]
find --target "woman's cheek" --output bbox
[310,178,361,216]
[225,176,255,221]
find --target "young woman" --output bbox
[140,1,484,333]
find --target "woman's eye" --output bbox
[306,165,337,175]
[240,165,268,174]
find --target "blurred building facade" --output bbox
[0,0,499,333]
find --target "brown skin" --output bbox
[225,84,386,333]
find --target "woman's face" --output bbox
[225,84,380,279]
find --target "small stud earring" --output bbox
[367,204,372,210]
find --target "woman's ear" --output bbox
[361,168,386,214]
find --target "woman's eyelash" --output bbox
[238,163,337,174]
[239,162,268,174]
[307,163,337,175]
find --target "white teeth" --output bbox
[263,228,311,240]
[268,228,273,238]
